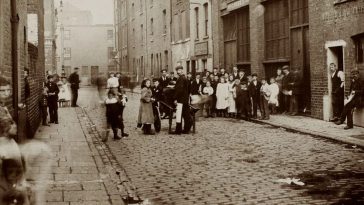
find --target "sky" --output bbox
[61,0,114,24]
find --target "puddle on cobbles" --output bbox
[286,170,364,204]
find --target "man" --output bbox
[329,63,345,122]
[190,73,202,95]
[173,66,193,135]
[335,70,362,130]
[46,75,60,124]
[238,70,247,83]
[232,66,239,80]
[220,68,226,77]
[281,66,294,114]
[152,79,163,132]
[0,76,17,137]
[107,72,119,95]
[248,73,261,119]
[170,72,178,82]
[68,67,80,107]
[159,69,170,88]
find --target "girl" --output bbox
[269,77,280,114]
[57,77,71,107]
[215,77,229,117]
[202,81,214,118]
[104,91,122,141]
[227,75,237,117]
[138,79,155,135]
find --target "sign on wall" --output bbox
[195,41,208,56]
[227,0,249,12]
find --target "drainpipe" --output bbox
[10,0,19,124]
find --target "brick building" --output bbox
[56,2,115,85]
[0,0,46,140]
[310,0,364,126]
[114,0,172,81]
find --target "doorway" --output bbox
[326,45,345,120]
[91,66,99,85]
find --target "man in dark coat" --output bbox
[336,70,363,130]
[329,63,345,122]
[282,66,295,114]
[238,70,248,83]
[248,73,261,119]
[232,66,239,80]
[68,67,81,107]
[46,75,60,124]
[173,66,192,135]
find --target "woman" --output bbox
[275,68,285,113]
[138,79,155,135]
[227,75,237,117]
[215,76,229,117]
[58,77,71,107]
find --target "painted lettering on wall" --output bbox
[322,5,364,21]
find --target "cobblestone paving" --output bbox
[80,87,364,205]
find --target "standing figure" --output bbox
[282,66,294,114]
[40,87,49,126]
[227,75,237,117]
[152,79,163,133]
[0,76,17,138]
[68,67,80,107]
[107,72,120,95]
[275,68,285,113]
[159,69,170,88]
[58,77,71,107]
[232,66,239,80]
[216,77,230,117]
[260,79,271,120]
[173,66,193,135]
[104,91,122,141]
[117,90,129,138]
[335,70,362,130]
[46,75,60,124]
[138,79,155,135]
[202,81,214,118]
[268,77,280,114]
[248,74,262,119]
[235,81,251,120]
[329,63,345,122]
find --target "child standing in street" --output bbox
[104,91,122,142]
[235,81,251,120]
[46,75,60,124]
[117,90,129,138]
[40,87,49,126]
[202,81,214,118]
[260,79,271,120]
[216,77,229,117]
[268,77,280,114]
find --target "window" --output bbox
[173,14,179,41]
[150,0,153,6]
[108,47,114,60]
[107,29,113,40]
[132,28,135,47]
[131,3,135,18]
[355,37,364,63]
[64,30,71,40]
[223,14,236,41]
[151,54,154,75]
[150,18,154,35]
[202,59,207,71]
[181,11,186,39]
[204,3,208,36]
[162,10,167,34]
[290,0,308,26]
[140,0,143,12]
[164,50,169,70]
[195,7,199,39]
[264,0,289,60]
[237,8,250,62]
[64,48,71,60]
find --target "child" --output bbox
[215,76,229,117]
[227,75,237,118]
[260,79,271,120]
[235,81,251,120]
[138,79,155,135]
[268,77,280,114]
[202,81,214,118]
[40,87,49,126]
[104,91,122,142]
[117,90,129,138]
[152,79,163,133]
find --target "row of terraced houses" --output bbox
[114,0,364,126]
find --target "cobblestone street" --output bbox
[79,87,364,205]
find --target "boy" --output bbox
[46,75,60,124]
[152,79,163,133]
[202,81,214,118]
[117,90,129,138]
[235,81,251,120]
[40,87,50,126]
[260,79,271,120]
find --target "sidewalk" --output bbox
[34,108,126,205]
[253,114,364,148]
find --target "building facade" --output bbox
[56,2,115,85]
[114,0,172,81]
[310,0,364,126]
[44,0,58,74]
[0,0,46,140]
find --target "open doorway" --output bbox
[326,45,345,121]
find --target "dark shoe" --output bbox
[55,121,59,124]
[335,121,343,125]
[114,135,122,140]
[122,133,129,137]
[290,112,298,116]
[171,131,182,135]
[344,126,353,130]
[264,117,270,120]
[329,117,339,122]
[182,130,190,134]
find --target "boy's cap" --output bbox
[175,66,183,71]
[251,73,258,77]
[152,78,159,82]
[282,65,289,70]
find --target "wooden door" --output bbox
[224,41,237,70]
[91,66,99,85]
